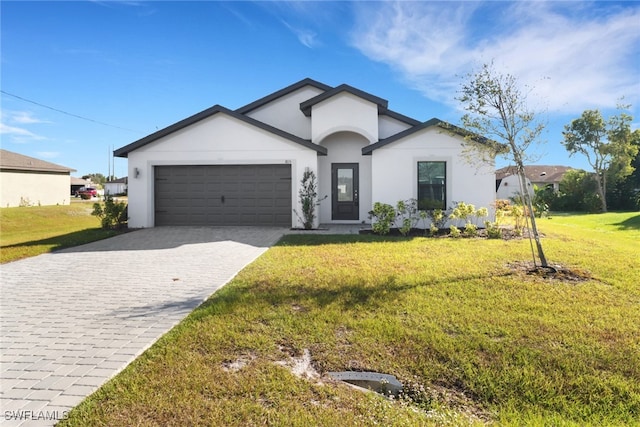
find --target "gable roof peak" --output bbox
[236,78,333,114]
[299,84,389,117]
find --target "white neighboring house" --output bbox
[496,173,533,201]
[114,79,498,228]
[0,149,76,207]
[496,165,573,201]
[104,177,128,196]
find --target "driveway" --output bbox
[0,227,286,427]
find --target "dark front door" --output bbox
[332,163,359,220]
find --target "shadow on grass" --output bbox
[613,213,640,231]
[1,228,120,262]
[192,269,514,321]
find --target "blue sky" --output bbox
[2,1,639,178]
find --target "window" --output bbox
[417,161,446,210]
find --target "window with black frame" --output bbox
[417,161,446,210]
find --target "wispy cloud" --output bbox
[350,1,640,114]
[0,111,49,143]
[10,111,52,125]
[281,20,319,48]
[0,123,46,143]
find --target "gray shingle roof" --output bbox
[0,149,75,173]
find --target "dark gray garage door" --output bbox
[154,165,291,226]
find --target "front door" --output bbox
[332,163,359,220]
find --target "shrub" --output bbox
[485,220,502,239]
[427,208,446,231]
[295,169,325,229]
[92,195,128,230]
[369,202,397,235]
[464,222,478,237]
[449,225,461,238]
[396,199,419,236]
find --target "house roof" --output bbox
[235,78,332,114]
[71,176,91,185]
[299,83,389,117]
[114,104,327,158]
[0,149,75,173]
[496,165,573,183]
[114,78,487,158]
[362,118,500,155]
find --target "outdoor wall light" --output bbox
[135,167,140,178]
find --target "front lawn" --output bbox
[61,212,640,426]
[0,202,117,263]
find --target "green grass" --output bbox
[0,201,118,263]
[58,212,640,426]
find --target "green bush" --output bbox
[92,195,128,230]
[369,202,396,235]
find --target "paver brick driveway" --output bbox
[0,227,285,427]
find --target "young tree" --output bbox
[561,108,638,212]
[456,62,549,267]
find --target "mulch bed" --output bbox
[507,261,594,283]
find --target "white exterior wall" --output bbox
[311,93,379,144]
[317,132,372,224]
[379,115,413,139]
[497,174,533,200]
[104,182,127,195]
[126,113,318,228]
[371,127,495,224]
[0,171,71,207]
[245,87,324,139]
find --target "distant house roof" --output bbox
[496,165,573,184]
[0,149,75,173]
[106,177,128,184]
[71,176,92,186]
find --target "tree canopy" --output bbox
[562,107,638,212]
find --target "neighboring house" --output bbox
[104,177,128,195]
[496,165,572,200]
[114,78,497,228]
[71,176,92,195]
[0,149,76,207]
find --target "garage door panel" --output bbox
[154,165,291,226]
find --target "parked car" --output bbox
[76,187,98,199]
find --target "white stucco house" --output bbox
[114,79,497,228]
[0,149,76,207]
[104,177,128,195]
[496,165,573,200]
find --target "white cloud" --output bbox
[10,111,51,125]
[350,1,640,114]
[0,111,49,142]
[281,20,319,48]
[0,123,46,141]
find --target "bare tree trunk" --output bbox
[595,172,608,212]
[516,165,549,268]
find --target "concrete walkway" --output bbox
[0,227,286,427]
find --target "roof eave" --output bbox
[114,104,327,158]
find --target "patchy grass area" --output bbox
[0,202,117,263]
[60,213,639,426]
